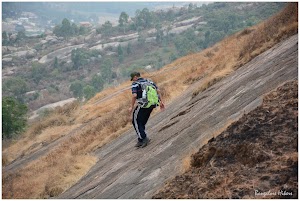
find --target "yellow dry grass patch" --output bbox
[3,151,97,199]
[2,124,81,165]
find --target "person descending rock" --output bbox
[129,72,165,148]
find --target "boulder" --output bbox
[2,67,15,76]
[40,40,48,45]
[2,46,18,54]
[45,35,58,41]
[8,46,18,52]
[26,49,37,59]
[48,38,58,45]
[145,37,156,43]
[15,50,28,58]
[2,58,13,65]
[106,51,117,56]
[145,65,152,70]
[2,46,9,54]
[9,33,17,41]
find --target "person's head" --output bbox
[130,72,141,81]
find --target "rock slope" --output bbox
[58,34,297,198]
[153,80,298,199]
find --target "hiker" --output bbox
[129,72,165,148]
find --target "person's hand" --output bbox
[160,102,165,111]
[128,107,133,121]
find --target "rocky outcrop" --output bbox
[58,35,298,199]
[29,98,77,120]
[2,67,16,77]
[154,80,298,199]
[2,49,37,67]
[2,57,13,65]
[174,16,202,27]
[2,46,18,55]
[25,49,37,58]
[90,39,138,51]
[109,33,139,41]
[38,44,85,64]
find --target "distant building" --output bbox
[21,12,38,19]
[79,22,92,27]
[19,17,29,23]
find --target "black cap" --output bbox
[130,72,140,81]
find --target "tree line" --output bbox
[2,2,285,140]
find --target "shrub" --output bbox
[2,96,28,139]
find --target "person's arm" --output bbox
[129,93,137,115]
[157,89,165,110]
[129,82,138,117]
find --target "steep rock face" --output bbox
[153,80,298,199]
[57,35,297,198]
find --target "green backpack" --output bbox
[137,80,159,108]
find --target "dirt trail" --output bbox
[58,35,298,198]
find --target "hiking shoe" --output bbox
[134,141,143,147]
[140,137,150,148]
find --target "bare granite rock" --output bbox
[57,35,298,199]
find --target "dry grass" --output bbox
[238,3,298,67]
[3,151,97,199]
[2,3,298,198]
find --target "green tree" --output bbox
[79,26,88,35]
[119,11,129,33]
[2,96,28,139]
[61,18,72,37]
[169,52,178,62]
[137,31,146,47]
[16,31,26,42]
[3,77,28,101]
[188,3,196,12]
[72,23,79,35]
[2,31,9,46]
[174,30,198,56]
[101,58,113,82]
[83,85,96,100]
[126,43,132,55]
[71,48,89,70]
[91,74,104,91]
[53,57,59,68]
[70,80,84,99]
[101,21,113,37]
[31,62,46,84]
[53,18,80,38]
[118,44,124,63]
[135,8,153,29]
[155,23,164,43]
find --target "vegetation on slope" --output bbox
[153,80,298,199]
[2,3,297,198]
[2,3,285,113]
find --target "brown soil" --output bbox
[153,80,298,199]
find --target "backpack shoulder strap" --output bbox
[144,78,157,90]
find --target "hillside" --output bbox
[2,2,285,114]
[2,3,298,199]
[57,34,297,199]
[153,80,298,199]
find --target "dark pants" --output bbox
[132,105,154,142]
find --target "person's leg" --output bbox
[132,107,154,140]
[140,107,154,126]
[132,106,143,142]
